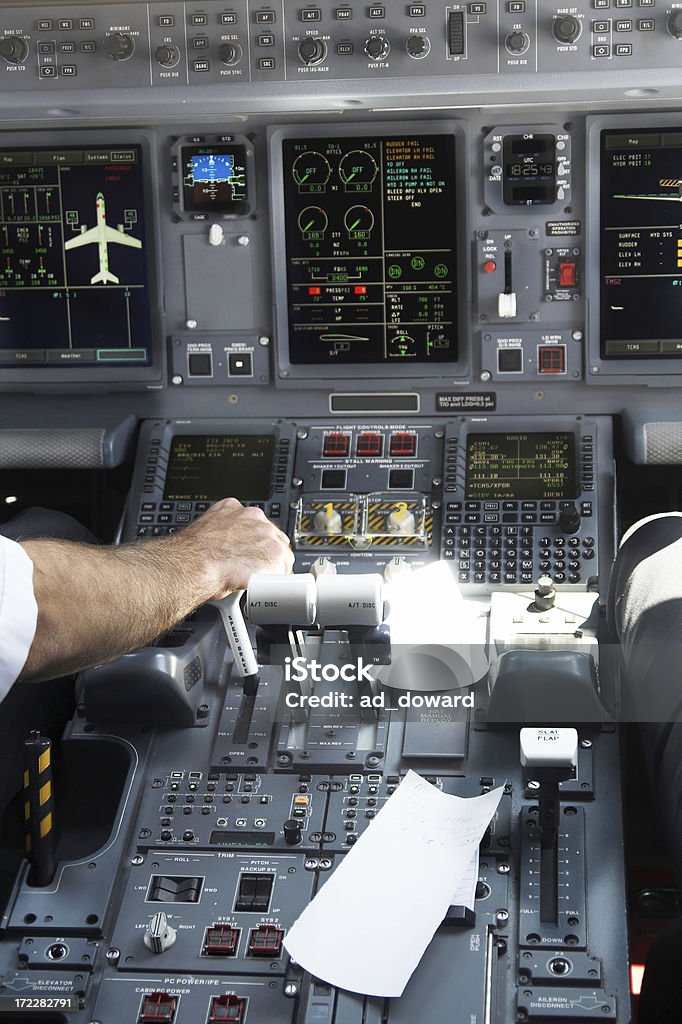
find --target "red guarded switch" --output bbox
[248,925,284,957]
[559,262,577,288]
[390,432,417,457]
[208,994,248,1023]
[323,433,350,457]
[203,923,240,956]
[139,993,177,1023]
[356,432,383,457]
[538,345,566,374]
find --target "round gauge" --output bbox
[298,206,328,235]
[344,205,374,235]
[292,151,332,188]
[389,333,416,357]
[339,150,378,188]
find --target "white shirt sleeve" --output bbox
[0,535,38,702]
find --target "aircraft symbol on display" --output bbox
[64,192,141,284]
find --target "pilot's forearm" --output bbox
[16,498,292,684]
[17,535,214,683]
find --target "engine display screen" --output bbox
[181,144,249,214]
[0,144,152,369]
[600,128,682,358]
[465,433,576,500]
[280,133,458,365]
[164,435,275,502]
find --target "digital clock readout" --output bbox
[503,134,557,205]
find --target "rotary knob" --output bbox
[364,35,390,60]
[311,556,337,578]
[143,912,177,954]
[505,30,530,55]
[0,35,28,64]
[383,556,412,583]
[103,32,135,60]
[558,503,581,534]
[552,15,582,44]
[298,36,327,65]
[219,41,243,65]
[155,44,180,68]
[668,11,682,38]
[406,34,431,59]
[283,819,303,846]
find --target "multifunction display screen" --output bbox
[0,145,152,369]
[600,128,682,358]
[281,133,458,365]
[466,433,576,500]
[164,435,274,502]
[181,144,248,214]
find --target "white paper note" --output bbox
[452,848,479,911]
[283,770,503,997]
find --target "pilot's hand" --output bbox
[174,497,294,600]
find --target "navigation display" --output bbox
[465,433,576,500]
[600,128,682,358]
[280,133,458,365]
[0,144,152,369]
[164,435,275,502]
[181,143,248,214]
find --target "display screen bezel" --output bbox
[164,434,275,502]
[268,120,469,383]
[180,141,250,216]
[587,112,682,384]
[0,128,163,392]
[502,133,557,207]
[465,431,577,501]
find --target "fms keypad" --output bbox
[440,417,605,591]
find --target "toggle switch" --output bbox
[558,261,577,288]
